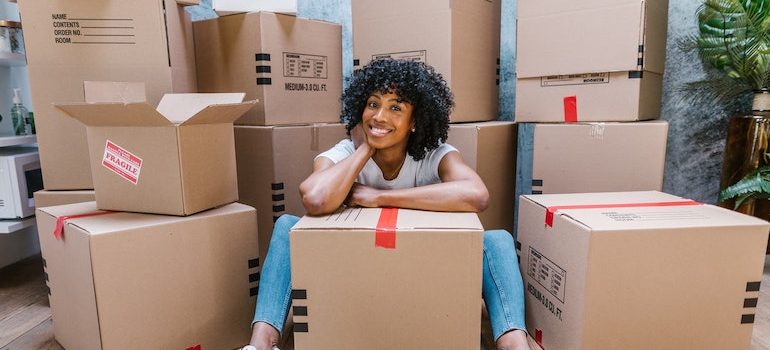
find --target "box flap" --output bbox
[516,2,645,77]
[56,102,173,127]
[181,100,258,125]
[156,93,246,124]
[294,207,483,231]
[524,191,770,231]
[84,81,147,104]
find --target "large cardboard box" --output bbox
[517,191,769,349]
[211,0,297,16]
[195,12,342,126]
[34,190,95,208]
[56,94,255,216]
[18,0,198,190]
[514,121,668,235]
[290,207,483,349]
[352,0,501,122]
[36,201,259,350]
[514,0,668,122]
[235,123,347,259]
[449,121,516,232]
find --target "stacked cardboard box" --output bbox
[517,191,769,349]
[513,0,671,237]
[18,0,198,190]
[352,0,501,122]
[194,12,345,255]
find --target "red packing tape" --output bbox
[535,328,544,348]
[375,207,398,249]
[545,200,702,227]
[54,211,115,240]
[563,96,577,122]
[185,345,201,350]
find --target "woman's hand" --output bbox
[345,183,381,208]
[351,123,368,149]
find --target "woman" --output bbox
[245,59,531,350]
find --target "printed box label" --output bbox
[373,50,427,63]
[102,140,142,185]
[283,52,328,79]
[540,72,610,87]
[527,247,566,303]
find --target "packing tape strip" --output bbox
[545,200,701,227]
[185,345,201,350]
[375,207,399,249]
[563,96,577,122]
[53,211,116,240]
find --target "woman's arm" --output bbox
[299,126,374,215]
[346,151,489,212]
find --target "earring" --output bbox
[411,127,416,132]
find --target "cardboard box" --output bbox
[290,207,483,349]
[515,0,668,122]
[211,0,297,16]
[235,123,347,259]
[18,0,198,190]
[449,121,516,232]
[514,121,668,236]
[36,201,259,350]
[352,0,501,122]
[517,191,769,349]
[56,93,255,216]
[34,190,96,208]
[195,12,342,126]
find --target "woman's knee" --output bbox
[483,229,515,251]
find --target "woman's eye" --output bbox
[391,105,401,112]
[367,101,378,108]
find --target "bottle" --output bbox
[27,111,35,134]
[11,88,29,135]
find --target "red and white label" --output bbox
[102,140,142,185]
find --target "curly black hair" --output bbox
[341,59,454,161]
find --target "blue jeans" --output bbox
[253,214,527,341]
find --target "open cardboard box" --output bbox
[56,93,256,216]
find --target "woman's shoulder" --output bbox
[316,138,355,163]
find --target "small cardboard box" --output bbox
[514,0,668,122]
[36,201,259,350]
[56,93,255,216]
[18,0,198,190]
[353,0,501,122]
[449,121,516,232]
[235,123,347,259]
[34,190,96,208]
[517,191,769,350]
[290,207,483,349]
[195,12,342,125]
[211,0,297,15]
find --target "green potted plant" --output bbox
[686,0,770,239]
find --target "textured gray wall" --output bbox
[188,0,722,203]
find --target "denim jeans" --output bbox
[253,214,527,341]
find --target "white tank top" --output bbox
[315,139,458,190]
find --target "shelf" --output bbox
[0,135,35,147]
[0,51,25,67]
[0,217,35,234]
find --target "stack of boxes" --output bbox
[513,0,671,233]
[21,1,349,348]
[353,0,517,233]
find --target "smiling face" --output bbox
[362,90,415,152]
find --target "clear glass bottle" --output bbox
[11,88,29,135]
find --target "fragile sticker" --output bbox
[102,140,142,185]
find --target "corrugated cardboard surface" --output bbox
[18,0,196,190]
[211,0,297,15]
[235,123,347,259]
[517,191,769,349]
[353,0,500,122]
[56,95,254,216]
[525,121,667,194]
[195,12,342,125]
[34,190,95,208]
[35,201,259,350]
[515,71,662,122]
[448,121,516,232]
[290,207,483,349]
[515,0,668,122]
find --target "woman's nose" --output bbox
[372,107,386,121]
